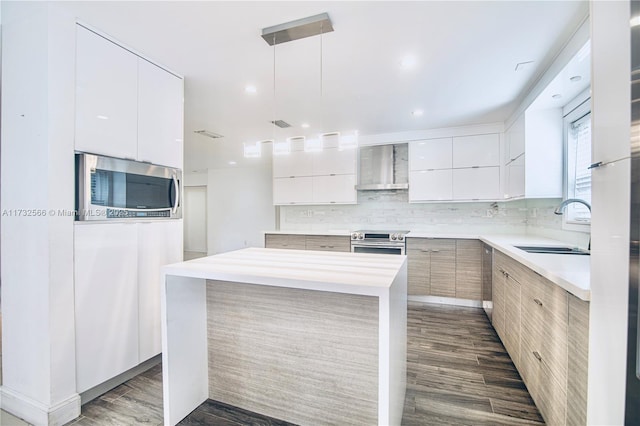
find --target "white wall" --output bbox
[207,160,275,254]
[183,186,207,253]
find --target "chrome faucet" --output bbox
[554,198,592,250]
[554,198,592,215]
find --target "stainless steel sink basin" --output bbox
[514,245,590,255]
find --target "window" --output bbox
[564,101,591,226]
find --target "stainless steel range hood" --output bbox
[356,143,409,190]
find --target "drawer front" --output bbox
[407,248,430,296]
[305,235,350,252]
[521,337,567,426]
[264,234,306,250]
[521,273,568,386]
[495,250,532,285]
[406,237,433,251]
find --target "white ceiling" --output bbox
[51,1,589,171]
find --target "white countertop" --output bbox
[163,247,406,297]
[480,235,590,301]
[263,230,351,236]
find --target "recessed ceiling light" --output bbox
[552,94,563,99]
[570,75,582,83]
[96,115,109,120]
[411,109,424,117]
[245,85,257,94]
[301,123,310,129]
[228,161,237,166]
[400,55,417,70]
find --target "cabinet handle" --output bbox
[472,166,480,169]
[588,161,602,170]
[289,176,295,178]
[320,245,327,248]
[431,249,440,253]
[534,298,543,307]
[533,351,542,362]
[421,249,430,253]
[327,245,334,248]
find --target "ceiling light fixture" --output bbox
[400,55,417,70]
[301,123,310,129]
[412,109,424,117]
[631,15,640,27]
[243,141,262,158]
[245,85,257,94]
[339,131,359,150]
[274,138,292,156]
[228,161,237,166]
[552,93,563,100]
[194,130,224,139]
[569,75,582,82]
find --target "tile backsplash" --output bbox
[278,193,591,248]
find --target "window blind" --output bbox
[566,113,592,223]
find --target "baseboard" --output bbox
[0,386,80,426]
[80,354,161,405]
[408,295,483,308]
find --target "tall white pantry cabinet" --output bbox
[73,25,184,394]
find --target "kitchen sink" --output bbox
[514,245,590,255]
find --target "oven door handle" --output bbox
[171,174,180,215]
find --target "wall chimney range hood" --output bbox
[356,144,409,190]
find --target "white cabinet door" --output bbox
[453,167,500,200]
[506,155,525,199]
[273,151,314,178]
[506,115,526,162]
[74,223,139,393]
[312,175,357,204]
[410,138,452,171]
[75,26,138,159]
[138,221,183,362]
[137,60,184,168]
[409,169,453,201]
[273,177,313,205]
[453,134,500,168]
[312,148,357,176]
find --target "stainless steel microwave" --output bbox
[75,153,182,221]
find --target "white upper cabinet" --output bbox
[452,134,500,168]
[313,148,357,176]
[75,26,138,159]
[273,177,314,205]
[273,150,314,178]
[453,167,501,200]
[504,109,563,200]
[409,169,453,201]
[75,25,184,168]
[272,145,356,205]
[313,175,357,204]
[137,60,184,168]
[410,138,452,170]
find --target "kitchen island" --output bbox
[160,247,407,426]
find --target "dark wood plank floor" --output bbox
[59,303,543,426]
[403,302,544,425]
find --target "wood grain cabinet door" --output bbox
[305,235,350,252]
[491,254,507,340]
[428,239,456,297]
[455,240,482,300]
[407,239,431,296]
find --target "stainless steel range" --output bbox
[350,230,409,255]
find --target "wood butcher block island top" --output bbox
[161,248,408,426]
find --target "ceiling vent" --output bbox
[194,130,224,139]
[271,120,292,128]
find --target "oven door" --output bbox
[351,243,405,255]
[76,153,182,221]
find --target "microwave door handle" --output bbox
[171,174,180,214]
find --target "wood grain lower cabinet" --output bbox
[264,234,307,250]
[491,249,589,426]
[455,240,482,300]
[406,238,456,297]
[305,235,350,252]
[567,295,589,426]
[264,234,350,252]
